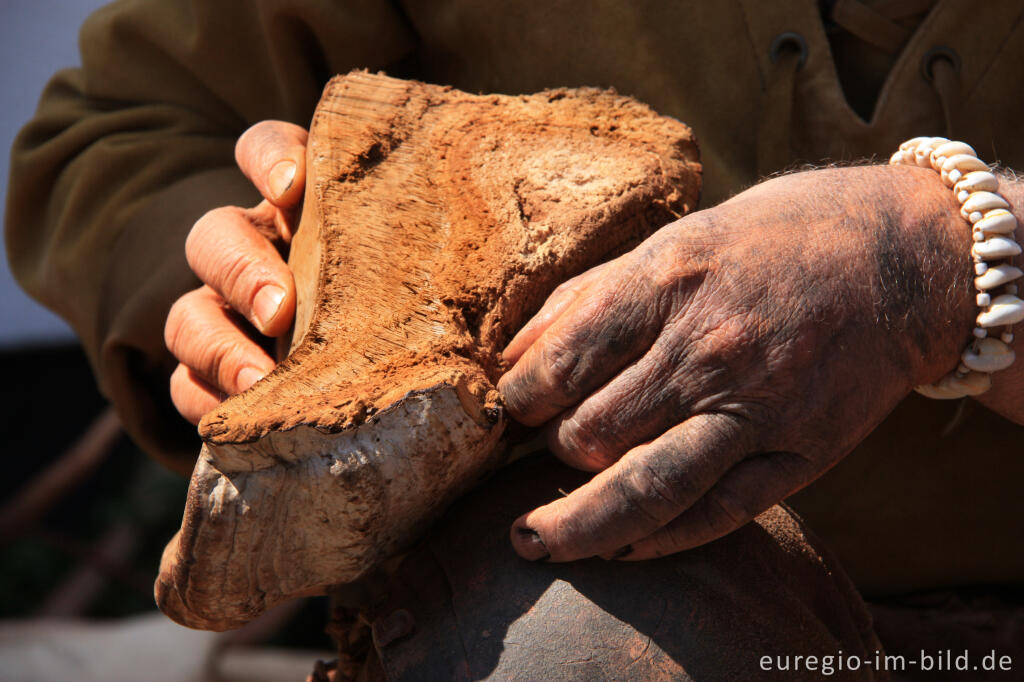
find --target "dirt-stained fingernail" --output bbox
[512,525,550,561]
[253,284,286,330]
[268,160,296,200]
[237,366,266,392]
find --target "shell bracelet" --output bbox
[890,137,1023,399]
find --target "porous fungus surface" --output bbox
[199,71,701,445]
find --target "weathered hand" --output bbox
[166,121,307,424]
[499,165,976,562]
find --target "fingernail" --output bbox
[268,160,296,200]
[237,366,266,392]
[513,526,550,561]
[253,284,286,330]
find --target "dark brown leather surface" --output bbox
[370,455,886,681]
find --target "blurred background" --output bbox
[0,2,332,679]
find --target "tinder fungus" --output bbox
[156,71,701,630]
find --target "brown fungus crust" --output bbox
[157,71,700,631]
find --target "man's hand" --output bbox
[165,121,308,424]
[499,165,977,562]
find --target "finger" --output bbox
[616,450,815,560]
[235,120,308,207]
[502,261,614,366]
[544,323,698,472]
[497,271,664,427]
[186,206,296,336]
[170,364,224,425]
[165,286,276,394]
[509,412,750,562]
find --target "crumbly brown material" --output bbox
[156,71,701,631]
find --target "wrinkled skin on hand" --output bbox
[499,165,976,563]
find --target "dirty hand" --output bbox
[166,121,308,424]
[499,165,975,562]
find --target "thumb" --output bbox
[235,120,309,207]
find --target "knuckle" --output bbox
[217,249,260,304]
[579,295,647,357]
[552,261,608,298]
[199,333,243,388]
[170,366,219,425]
[165,292,201,355]
[652,524,689,557]
[703,487,753,532]
[169,366,197,421]
[555,415,616,470]
[165,297,246,390]
[551,275,584,298]
[169,363,188,391]
[185,206,244,271]
[620,458,688,524]
[500,338,580,424]
[583,286,620,320]
[539,338,583,396]
[200,250,272,315]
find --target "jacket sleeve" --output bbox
[4,0,417,474]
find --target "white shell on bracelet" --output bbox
[972,236,1021,260]
[962,337,1016,373]
[916,137,949,167]
[973,209,1017,235]
[977,294,1024,327]
[914,370,991,399]
[931,141,975,168]
[975,264,1023,290]
[961,192,1010,221]
[899,137,931,151]
[892,136,1019,399]
[941,154,988,186]
[954,170,999,195]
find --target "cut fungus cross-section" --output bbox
[156,71,701,631]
